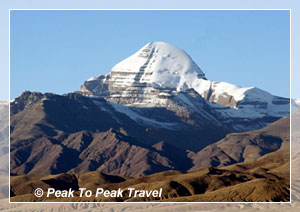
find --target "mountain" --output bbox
[8,41,291,204]
[10,91,289,177]
[10,91,226,176]
[10,41,290,178]
[79,42,290,131]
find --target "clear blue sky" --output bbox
[10,10,290,99]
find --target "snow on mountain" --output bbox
[109,101,180,129]
[85,42,269,106]
[79,41,290,131]
[105,41,257,105]
[107,42,206,91]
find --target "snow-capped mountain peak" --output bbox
[79,41,290,131]
[108,41,206,91]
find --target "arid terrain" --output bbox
[0,103,299,212]
[10,144,290,202]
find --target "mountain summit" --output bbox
[111,41,206,90]
[83,41,206,95]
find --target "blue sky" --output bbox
[10,10,290,99]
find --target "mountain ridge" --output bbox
[10,91,289,177]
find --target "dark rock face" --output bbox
[10,91,227,176]
[10,91,290,177]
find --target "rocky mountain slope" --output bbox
[10,91,228,176]
[190,115,290,170]
[10,91,289,177]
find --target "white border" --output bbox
[8,9,292,204]
[290,8,292,204]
